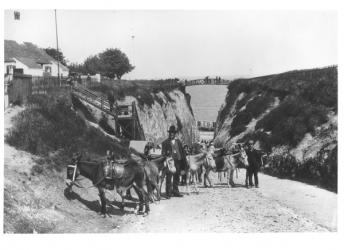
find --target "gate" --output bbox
[7,74,32,105]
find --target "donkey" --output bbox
[66,153,150,216]
[136,155,167,202]
[185,152,210,194]
[204,148,249,188]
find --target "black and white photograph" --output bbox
[1,1,342,248]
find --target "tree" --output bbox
[98,48,134,79]
[68,62,84,74]
[44,47,67,66]
[84,55,101,75]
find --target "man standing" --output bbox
[245,140,264,188]
[161,125,188,198]
[107,90,115,112]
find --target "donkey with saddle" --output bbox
[66,153,151,216]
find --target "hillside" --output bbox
[75,80,199,144]
[4,83,198,233]
[214,66,337,191]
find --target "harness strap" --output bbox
[67,164,77,182]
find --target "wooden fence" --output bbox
[6,74,70,105]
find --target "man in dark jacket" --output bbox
[107,90,115,112]
[161,125,188,198]
[245,140,264,188]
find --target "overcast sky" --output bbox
[4,10,337,79]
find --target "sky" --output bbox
[4,10,337,79]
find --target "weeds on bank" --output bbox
[6,93,129,175]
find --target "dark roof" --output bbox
[5,58,16,63]
[17,57,47,69]
[4,40,68,71]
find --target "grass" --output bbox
[217,66,337,191]
[230,93,275,137]
[5,90,129,174]
[219,66,337,146]
[88,79,184,107]
[262,146,337,192]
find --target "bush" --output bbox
[263,147,337,192]
[98,115,116,135]
[89,79,183,107]
[230,111,252,137]
[6,93,129,174]
[256,96,328,147]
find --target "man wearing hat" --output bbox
[161,125,188,198]
[245,140,264,188]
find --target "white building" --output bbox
[4,40,69,77]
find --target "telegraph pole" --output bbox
[54,10,61,86]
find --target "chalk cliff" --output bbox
[214,66,337,191]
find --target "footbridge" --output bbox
[71,83,145,140]
[197,120,216,131]
[184,77,230,86]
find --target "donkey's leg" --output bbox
[146,182,155,203]
[125,188,133,200]
[133,184,150,215]
[98,187,107,216]
[156,176,161,201]
[186,170,191,195]
[226,169,231,188]
[117,189,125,212]
[230,169,235,187]
[203,169,209,187]
[159,170,166,199]
[193,172,199,194]
[132,185,143,214]
[206,170,213,187]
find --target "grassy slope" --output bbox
[216,66,337,191]
[4,89,132,233]
[87,79,188,108]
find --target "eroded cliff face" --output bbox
[72,88,199,146]
[214,66,337,190]
[134,89,199,145]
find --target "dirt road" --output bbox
[112,171,335,233]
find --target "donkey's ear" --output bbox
[76,152,82,161]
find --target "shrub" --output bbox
[256,96,328,147]
[6,93,129,175]
[263,146,337,192]
[230,111,252,137]
[88,79,184,107]
[98,115,116,135]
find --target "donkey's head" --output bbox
[238,149,249,167]
[66,152,82,184]
[205,153,216,169]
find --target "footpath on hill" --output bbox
[4,106,337,233]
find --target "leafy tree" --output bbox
[98,48,134,79]
[68,62,85,74]
[44,47,67,66]
[84,55,101,75]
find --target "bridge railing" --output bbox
[185,78,231,86]
[197,120,216,130]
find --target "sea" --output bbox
[185,85,228,140]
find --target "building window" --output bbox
[6,65,14,75]
[45,66,52,73]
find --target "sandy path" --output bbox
[113,171,334,233]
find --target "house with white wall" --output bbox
[4,40,69,77]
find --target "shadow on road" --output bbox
[63,188,136,216]
[198,183,247,189]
